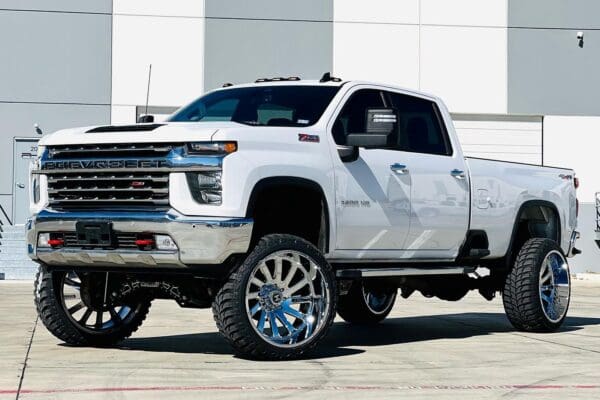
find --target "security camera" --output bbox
[577,31,584,40]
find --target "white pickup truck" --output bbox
[28,75,580,360]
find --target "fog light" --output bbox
[38,233,51,248]
[155,235,178,251]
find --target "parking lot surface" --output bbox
[1,280,599,400]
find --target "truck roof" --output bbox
[212,79,441,103]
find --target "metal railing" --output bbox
[0,203,12,226]
[596,192,600,232]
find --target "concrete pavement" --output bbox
[1,280,599,400]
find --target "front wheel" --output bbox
[35,265,151,346]
[212,234,337,360]
[337,282,397,324]
[503,238,571,332]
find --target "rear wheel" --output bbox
[337,282,397,324]
[503,238,571,332]
[35,265,151,346]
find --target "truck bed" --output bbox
[465,157,576,258]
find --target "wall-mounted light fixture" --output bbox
[577,31,584,48]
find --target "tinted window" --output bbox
[388,92,451,156]
[169,85,340,127]
[332,89,385,145]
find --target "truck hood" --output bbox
[39,121,247,146]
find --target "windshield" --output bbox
[169,85,340,127]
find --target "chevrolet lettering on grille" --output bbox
[42,159,169,170]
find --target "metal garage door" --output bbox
[451,114,543,164]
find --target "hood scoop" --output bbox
[86,124,165,133]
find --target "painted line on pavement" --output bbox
[1,384,600,395]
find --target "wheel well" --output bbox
[506,201,561,267]
[246,177,329,252]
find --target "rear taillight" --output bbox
[574,177,580,189]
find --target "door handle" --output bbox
[451,169,466,179]
[390,163,409,174]
[16,183,25,189]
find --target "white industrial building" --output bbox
[1,0,599,276]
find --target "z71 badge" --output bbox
[298,134,320,143]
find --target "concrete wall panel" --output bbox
[333,23,419,89]
[421,0,507,27]
[112,15,204,107]
[0,10,111,104]
[0,0,111,13]
[206,0,331,21]
[509,0,600,29]
[508,28,600,116]
[113,0,204,17]
[334,0,418,24]
[420,26,507,113]
[204,19,332,91]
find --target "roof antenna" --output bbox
[138,64,154,123]
[144,64,152,116]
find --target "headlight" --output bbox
[186,142,237,155]
[36,145,46,158]
[32,176,40,203]
[186,171,222,205]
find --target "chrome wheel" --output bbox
[362,286,396,315]
[60,272,133,333]
[539,250,570,323]
[245,250,331,348]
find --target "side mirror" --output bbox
[345,108,398,148]
[137,114,155,123]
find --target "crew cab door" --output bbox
[385,90,470,258]
[330,88,411,256]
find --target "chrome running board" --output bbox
[336,266,476,279]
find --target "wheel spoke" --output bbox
[274,257,283,283]
[79,308,93,325]
[285,278,309,296]
[269,312,281,338]
[250,277,265,288]
[95,312,103,328]
[109,308,122,326]
[540,265,552,283]
[282,303,305,320]
[259,262,272,282]
[257,310,267,332]
[250,302,261,317]
[282,263,298,287]
[290,295,320,304]
[274,310,296,335]
[68,301,85,314]
[541,293,552,303]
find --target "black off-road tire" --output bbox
[34,265,151,346]
[338,282,396,324]
[212,234,337,360]
[502,238,570,332]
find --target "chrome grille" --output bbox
[45,143,178,210]
[47,171,169,209]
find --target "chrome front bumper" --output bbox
[27,209,253,268]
